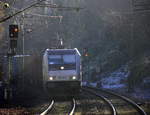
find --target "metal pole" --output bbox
[9,56,12,99]
[88,57,90,81]
[5,54,12,101]
[22,13,25,90]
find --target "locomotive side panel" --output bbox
[43,51,49,86]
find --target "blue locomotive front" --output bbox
[43,48,82,95]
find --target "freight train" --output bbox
[42,48,82,95]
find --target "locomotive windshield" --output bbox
[63,55,76,64]
[48,54,76,71]
[48,55,62,64]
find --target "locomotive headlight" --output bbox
[49,77,53,80]
[72,76,76,80]
[60,66,64,70]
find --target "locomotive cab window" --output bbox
[48,55,62,64]
[48,54,76,71]
[63,55,76,64]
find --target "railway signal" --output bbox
[4,24,19,100]
[9,25,19,38]
[9,25,19,51]
[83,48,89,57]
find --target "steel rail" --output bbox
[69,98,76,115]
[40,100,54,115]
[85,86,147,115]
[82,88,117,115]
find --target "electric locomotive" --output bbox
[42,48,82,95]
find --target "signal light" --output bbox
[83,48,89,57]
[85,53,89,57]
[9,25,19,38]
[14,28,18,32]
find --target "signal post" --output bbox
[4,25,18,101]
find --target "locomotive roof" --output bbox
[46,48,81,56]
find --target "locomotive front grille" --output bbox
[46,81,81,89]
[49,64,76,71]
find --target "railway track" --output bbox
[40,98,76,115]
[83,86,147,115]
[40,100,54,115]
[35,86,147,115]
[82,88,116,115]
[74,91,114,115]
